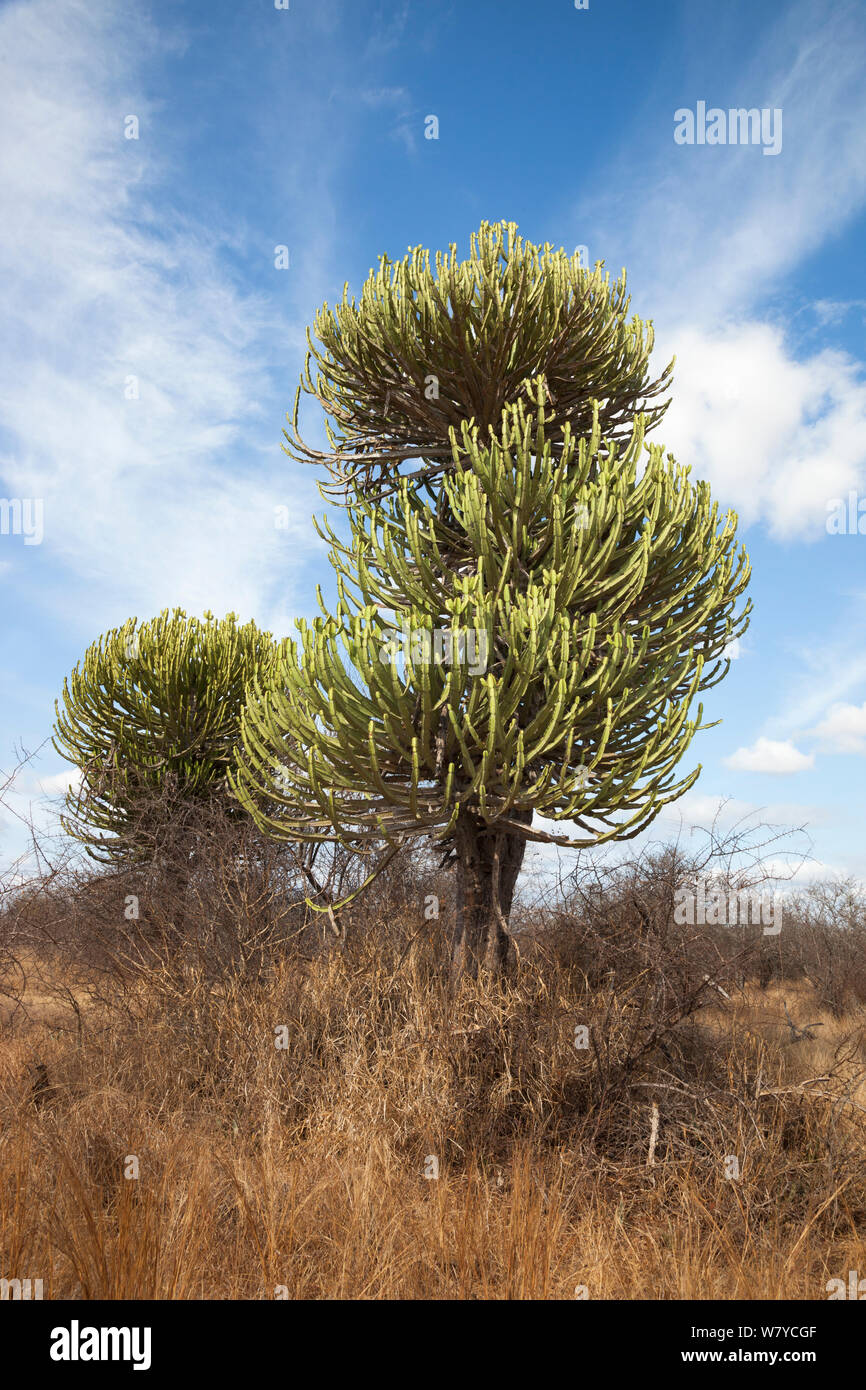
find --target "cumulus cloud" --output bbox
[656,325,866,538]
[810,701,866,754]
[724,738,815,774]
[36,769,82,797]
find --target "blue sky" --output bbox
[1,0,865,888]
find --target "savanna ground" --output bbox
[1,812,865,1301]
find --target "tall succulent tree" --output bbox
[54,608,277,866]
[234,383,751,976]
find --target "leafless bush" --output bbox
[769,879,866,1016]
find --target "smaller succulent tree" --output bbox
[54,608,278,867]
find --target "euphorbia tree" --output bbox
[234,381,751,976]
[54,608,277,866]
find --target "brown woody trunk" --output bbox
[150,825,196,956]
[450,808,532,982]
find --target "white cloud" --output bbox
[810,701,866,754]
[724,737,814,774]
[656,324,866,538]
[36,768,82,797]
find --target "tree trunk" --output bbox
[150,825,196,957]
[450,807,532,981]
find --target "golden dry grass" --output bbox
[2,916,864,1301]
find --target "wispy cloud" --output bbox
[768,629,866,737]
[358,85,411,107]
[813,299,866,327]
[0,0,328,636]
[631,1,866,323]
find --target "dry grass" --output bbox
[2,865,865,1300]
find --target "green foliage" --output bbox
[285,219,673,500]
[54,608,278,863]
[234,385,751,852]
